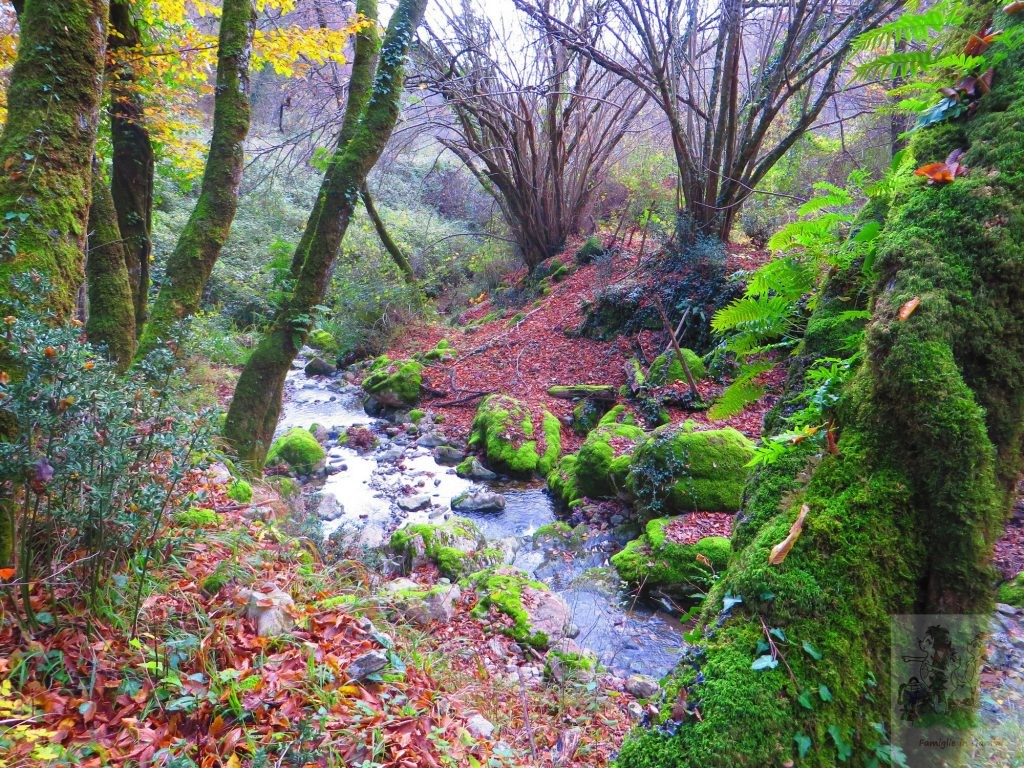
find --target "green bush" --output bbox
[0,275,216,618]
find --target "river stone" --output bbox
[416,432,448,448]
[347,650,388,681]
[311,492,345,522]
[465,714,495,739]
[241,586,295,637]
[381,577,420,594]
[456,457,498,481]
[452,490,506,512]
[521,585,571,643]
[397,494,431,512]
[380,447,405,463]
[405,584,462,626]
[625,674,661,699]
[304,357,336,377]
[434,445,467,465]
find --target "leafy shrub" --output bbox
[0,275,216,623]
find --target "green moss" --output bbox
[997,572,1024,606]
[599,404,637,427]
[308,329,339,353]
[547,454,581,505]
[469,395,561,476]
[390,517,499,579]
[575,236,605,264]
[265,427,326,474]
[544,648,598,680]
[175,507,223,528]
[572,398,611,435]
[268,475,300,499]
[408,409,426,424]
[316,594,362,610]
[611,520,730,597]
[575,422,647,498]
[362,358,423,406]
[647,350,707,385]
[627,422,754,515]
[464,566,555,648]
[532,521,574,541]
[418,339,456,362]
[226,478,253,503]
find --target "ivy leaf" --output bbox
[797,690,815,710]
[803,641,823,660]
[751,654,778,671]
[819,684,834,702]
[769,627,787,643]
[794,733,812,758]
[828,724,853,761]
[722,593,743,611]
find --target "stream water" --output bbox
[278,363,687,678]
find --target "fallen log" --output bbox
[546,384,618,401]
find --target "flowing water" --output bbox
[278,363,687,677]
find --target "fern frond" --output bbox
[853,2,961,52]
[711,295,793,335]
[709,380,765,420]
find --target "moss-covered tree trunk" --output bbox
[86,160,136,368]
[136,0,255,355]
[0,0,108,315]
[223,0,427,469]
[109,0,154,332]
[361,182,416,282]
[617,16,1024,768]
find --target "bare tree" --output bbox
[417,0,645,270]
[515,0,902,248]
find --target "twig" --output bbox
[517,666,538,762]
[429,390,494,407]
[758,613,797,685]
[653,296,699,398]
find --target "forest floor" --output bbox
[2,242,1023,767]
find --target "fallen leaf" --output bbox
[898,297,921,321]
[769,505,808,565]
[1004,0,1024,14]
[964,26,1000,56]
[0,567,14,580]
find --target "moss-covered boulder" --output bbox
[463,566,571,649]
[647,349,706,385]
[266,427,326,475]
[547,454,582,506]
[469,395,561,476]
[361,355,423,407]
[627,422,754,515]
[998,572,1024,607]
[389,517,503,580]
[308,328,339,354]
[611,518,730,598]
[548,418,647,506]
[417,338,456,363]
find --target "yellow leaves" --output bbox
[769,504,808,566]
[252,27,354,77]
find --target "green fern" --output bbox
[853,3,961,52]
[708,361,776,420]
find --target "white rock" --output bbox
[465,713,495,739]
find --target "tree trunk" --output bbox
[361,182,416,282]
[109,0,155,333]
[86,160,137,369]
[0,0,109,315]
[617,23,1024,768]
[223,0,428,470]
[136,0,255,356]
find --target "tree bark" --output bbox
[0,0,109,315]
[361,182,416,282]
[136,0,255,356]
[86,160,137,369]
[616,21,1024,766]
[109,0,155,333]
[223,0,428,470]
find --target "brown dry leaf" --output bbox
[898,297,921,321]
[1004,1,1024,14]
[769,505,809,565]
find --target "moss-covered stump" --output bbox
[998,572,1024,607]
[647,350,706,386]
[389,517,502,580]
[265,427,326,475]
[627,422,754,515]
[615,18,1024,766]
[611,518,729,599]
[361,355,424,407]
[463,566,571,649]
[469,395,561,476]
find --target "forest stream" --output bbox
[279,357,689,679]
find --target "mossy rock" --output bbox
[997,572,1024,607]
[266,427,326,475]
[611,519,730,598]
[576,422,647,499]
[408,409,426,424]
[390,517,501,580]
[572,398,611,435]
[226,478,253,503]
[627,422,754,515]
[469,395,561,476]
[175,507,222,528]
[308,329,339,354]
[418,339,456,363]
[463,566,567,649]
[362,357,423,407]
[547,454,581,506]
[647,349,706,385]
[575,235,606,265]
